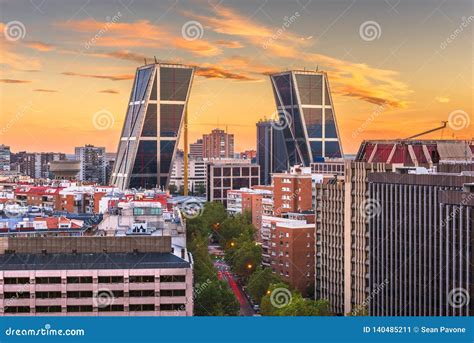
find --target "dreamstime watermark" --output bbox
[92,109,115,130]
[352,102,387,138]
[448,110,470,130]
[5,324,84,337]
[181,199,204,219]
[359,21,382,41]
[3,20,26,41]
[262,11,300,49]
[440,16,474,50]
[84,12,123,50]
[352,278,389,315]
[270,109,292,131]
[2,200,25,219]
[174,278,212,314]
[181,21,204,41]
[360,198,381,220]
[440,193,474,228]
[0,100,33,136]
[93,288,115,308]
[270,287,292,308]
[447,287,470,309]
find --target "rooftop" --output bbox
[0,252,190,270]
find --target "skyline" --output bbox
[0,0,473,154]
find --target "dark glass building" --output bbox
[269,70,343,167]
[110,63,194,190]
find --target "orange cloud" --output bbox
[0,23,41,70]
[214,40,243,48]
[196,65,257,81]
[61,71,134,81]
[56,19,222,57]
[24,41,55,51]
[0,79,32,84]
[184,5,411,108]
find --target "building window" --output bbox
[5,306,30,313]
[36,277,61,284]
[160,275,185,283]
[67,305,93,312]
[67,291,93,298]
[99,305,124,312]
[98,276,124,283]
[67,276,93,284]
[36,306,62,313]
[36,291,62,299]
[160,289,186,297]
[129,290,155,297]
[130,304,155,311]
[129,275,154,283]
[4,292,30,299]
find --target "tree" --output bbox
[194,280,239,316]
[260,283,332,316]
[195,184,206,196]
[247,267,282,304]
[168,184,177,194]
[229,239,261,279]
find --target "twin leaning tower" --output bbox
[109,62,343,190]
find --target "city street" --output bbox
[213,256,254,316]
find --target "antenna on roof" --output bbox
[154,56,158,64]
[316,65,319,72]
[144,58,147,65]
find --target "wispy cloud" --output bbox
[56,19,222,57]
[61,71,134,81]
[99,89,119,94]
[214,40,243,48]
[24,41,55,51]
[0,79,32,84]
[435,96,450,103]
[33,88,58,92]
[196,65,258,81]
[184,5,411,108]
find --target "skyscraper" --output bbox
[256,119,288,185]
[0,145,10,172]
[110,63,194,190]
[269,70,343,167]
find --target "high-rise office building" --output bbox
[344,139,472,315]
[75,145,106,185]
[368,169,474,316]
[0,145,10,172]
[110,62,194,190]
[269,70,343,167]
[256,120,289,185]
[202,129,234,159]
[189,138,203,159]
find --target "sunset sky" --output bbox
[0,0,472,154]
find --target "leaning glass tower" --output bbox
[269,70,343,166]
[110,62,194,190]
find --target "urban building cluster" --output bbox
[1,61,473,318]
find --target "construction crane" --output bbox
[404,121,448,140]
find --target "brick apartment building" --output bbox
[202,129,234,159]
[272,166,313,216]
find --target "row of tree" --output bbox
[186,202,239,316]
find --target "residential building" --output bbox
[202,129,234,159]
[269,69,343,167]
[49,160,80,180]
[265,216,315,296]
[0,236,193,316]
[0,145,10,172]
[272,165,313,216]
[368,169,474,316]
[240,150,256,161]
[13,152,66,179]
[189,139,203,159]
[110,62,195,190]
[75,145,106,185]
[206,160,259,205]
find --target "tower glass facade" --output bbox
[110,63,194,190]
[270,70,343,167]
